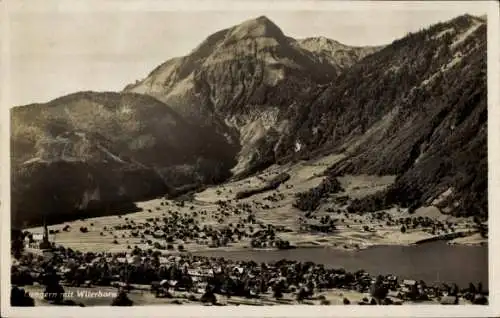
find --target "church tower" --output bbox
[39,216,51,250]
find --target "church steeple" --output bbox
[43,217,49,241]
[40,215,51,250]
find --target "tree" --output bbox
[44,280,65,304]
[296,288,309,302]
[468,282,477,294]
[449,283,459,296]
[11,287,35,307]
[408,283,419,301]
[11,237,24,259]
[201,289,217,305]
[306,281,315,297]
[111,290,133,306]
[273,282,284,300]
[400,225,407,233]
[221,278,234,299]
[472,294,488,305]
[276,239,291,250]
[370,275,388,304]
[11,229,24,259]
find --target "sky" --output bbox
[3,0,492,106]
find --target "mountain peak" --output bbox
[449,13,486,26]
[226,15,285,42]
[247,15,279,28]
[299,36,347,50]
[255,15,272,23]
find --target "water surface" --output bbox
[194,242,488,288]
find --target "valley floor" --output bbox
[16,153,488,307]
[27,153,486,254]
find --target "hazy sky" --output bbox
[4,0,491,106]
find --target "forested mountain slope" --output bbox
[11,92,238,227]
[283,14,487,218]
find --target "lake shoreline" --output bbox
[190,241,488,288]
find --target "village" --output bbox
[11,157,487,307]
[11,222,488,307]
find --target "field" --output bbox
[25,153,485,254]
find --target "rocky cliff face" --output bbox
[124,16,380,176]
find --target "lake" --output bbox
[193,242,488,288]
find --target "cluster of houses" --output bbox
[23,223,53,250]
[12,218,487,306]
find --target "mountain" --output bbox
[12,14,487,227]
[11,91,238,227]
[280,14,487,218]
[124,16,381,176]
[129,14,487,218]
[294,36,383,71]
[124,14,487,219]
[13,16,379,228]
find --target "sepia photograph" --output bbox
[1,0,499,317]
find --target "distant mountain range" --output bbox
[11,14,487,227]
